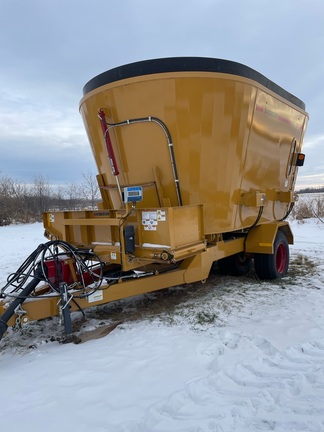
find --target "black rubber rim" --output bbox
[83,57,305,110]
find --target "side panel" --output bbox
[236,90,307,226]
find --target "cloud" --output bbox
[0,108,84,145]
[295,133,324,188]
[0,134,97,185]
[303,134,324,149]
[0,87,96,184]
[296,175,324,190]
[0,0,324,188]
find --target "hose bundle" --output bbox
[0,240,104,301]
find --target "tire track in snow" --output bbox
[125,332,324,432]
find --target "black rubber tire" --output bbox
[217,252,252,276]
[254,230,289,280]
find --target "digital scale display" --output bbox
[123,186,143,203]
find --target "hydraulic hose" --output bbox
[0,266,43,341]
[0,240,104,341]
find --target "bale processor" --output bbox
[0,57,308,341]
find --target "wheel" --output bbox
[217,252,252,276]
[254,230,289,280]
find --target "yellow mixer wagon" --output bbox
[0,57,308,340]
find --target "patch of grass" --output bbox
[195,310,218,325]
[289,253,317,278]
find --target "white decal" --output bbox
[142,210,159,230]
[88,290,103,303]
[157,210,166,221]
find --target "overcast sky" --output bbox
[0,0,323,189]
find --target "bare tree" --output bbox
[63,181,82,210]
[0,172,100,226]
[0,175,30,224]
[30,174,52,219]
[292,193,324,223]
[52,186,67,211]
[79,171,100,209]
[0,174,14,225]
[11,179,30,222]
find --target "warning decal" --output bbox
[142,211,158,231]
[157,210,166,221]
[142,210,167,230]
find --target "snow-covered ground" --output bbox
[0,220,324,432]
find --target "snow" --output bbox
[1,220,324,431]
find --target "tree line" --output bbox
[297,186,324,194]
[0,172,100,226]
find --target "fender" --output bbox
[245,222,293,254]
